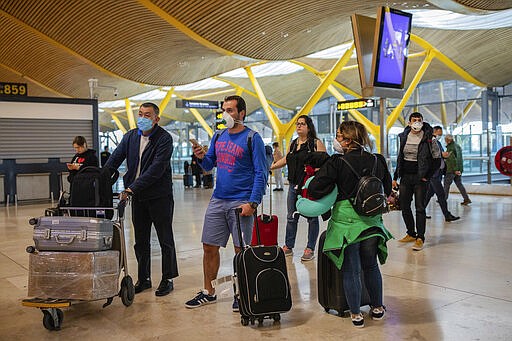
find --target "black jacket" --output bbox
[307,148,392,202]
[393,123,441,181]
[105,125,173,201]
[67,149,98,183]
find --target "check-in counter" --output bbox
[16,173,51,201]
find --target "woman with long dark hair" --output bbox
[308,121,393,328]
[271,115,326,261]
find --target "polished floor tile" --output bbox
[1,182,511,340]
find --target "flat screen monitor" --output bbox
[372,7,412,89]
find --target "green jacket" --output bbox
[323,200,393,270]
[445,141,463,173]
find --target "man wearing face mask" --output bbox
[105,102,179,297]
[424,126,459,222]
[185,95,267,311]
[392,112,441,251]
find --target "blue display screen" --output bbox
[373,8,412,88]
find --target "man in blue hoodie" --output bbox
[106,102,178,297]
[185,95,267,311]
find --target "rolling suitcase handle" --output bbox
[235,207,261,248]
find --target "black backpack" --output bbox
[342,154,387,216]
[69,166,119,219]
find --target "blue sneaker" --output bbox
[185,290,217,309]
[232,297,239,312]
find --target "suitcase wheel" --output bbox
[42,308,63,331]
[26,245,36,254]
[241,317,249,326]
[273,313,281,322]
[258,317,264,324]
[250,317,255,325]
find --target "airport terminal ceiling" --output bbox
[1,0,512,130]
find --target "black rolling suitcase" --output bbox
[183,174,193,188]
[233,208,292,326]
[317,230,371,316]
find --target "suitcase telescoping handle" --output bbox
[235,207,260,248]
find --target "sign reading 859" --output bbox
[0,82,28,96]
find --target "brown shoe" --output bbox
[412,239,424,251]
[398,234,416,243]
[460,199,472,206]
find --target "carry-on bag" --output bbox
[234,208,292,326]
[31,216,114,252]
[317,230,370,316]
[250,170,278,246]
[69,166,118,219]
[183,174,193,188]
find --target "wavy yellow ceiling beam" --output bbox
[213,76,291,111]
[137,0,235,56]
[0,9,127,80]
[411,34,486,87]
[102,108,128,133]
[0,61,70,97]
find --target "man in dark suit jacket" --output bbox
[105,102,178,296]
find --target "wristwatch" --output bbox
[248,202,258,209]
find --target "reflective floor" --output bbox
[1,182,512,340]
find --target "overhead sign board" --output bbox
[176,99,219,109]
[337,98,375,111]
[0,82,28,96]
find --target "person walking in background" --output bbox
[184,95,267,311]
[271,115,326,261]
[424,126,460,222]
[67,136,99,184]
[443,134,472,205]
[105,102,179,297]
[393,112,441,251]
[272,141,284,191]
[191,153,202,188]
[100,145,111,167]
[307,121,393,328]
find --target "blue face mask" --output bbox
[137,117,154,132]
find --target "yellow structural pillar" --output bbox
[159,87,175,113]
[125,98,136,129]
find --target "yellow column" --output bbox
[125,98,136,129]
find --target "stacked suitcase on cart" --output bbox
[28,215,120,301]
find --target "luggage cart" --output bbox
[22,200,135,331]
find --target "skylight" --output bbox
[306,42,354,59]
[219,61,303,78]
[171,78,229,91]
[409,9,512,30]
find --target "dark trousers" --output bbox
[399,173,428,241]
[424,172,450,218]
[131,194,179,282]
[194,173,202,187]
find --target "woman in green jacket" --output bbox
[308,121,393,328]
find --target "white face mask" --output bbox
[333,138,344,154]
[411,121,423,132]
[222,111,243,129]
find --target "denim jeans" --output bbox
[341,236,383,315]
[285,185,320,250]
[399,173,427,241]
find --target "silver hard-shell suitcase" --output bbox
[31,216,113,252]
